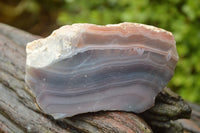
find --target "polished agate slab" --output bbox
[25,22,178,119]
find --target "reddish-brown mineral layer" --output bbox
[26,22,178,119]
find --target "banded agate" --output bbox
[25,22,178,119]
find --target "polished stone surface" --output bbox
[26,22,178,119]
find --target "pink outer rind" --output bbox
[87,23,175,44]
[56,22,178,61]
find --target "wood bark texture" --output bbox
[0,23,199,133]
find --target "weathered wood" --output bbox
[0,23,199,133]
[176,102,200,133]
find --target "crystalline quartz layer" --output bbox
[25,22,178,119]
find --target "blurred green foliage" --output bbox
[0,0,200,103]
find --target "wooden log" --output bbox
[176,102,200,133]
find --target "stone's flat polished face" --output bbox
[25,22,178,119]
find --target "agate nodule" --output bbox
[25,22,178,119]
